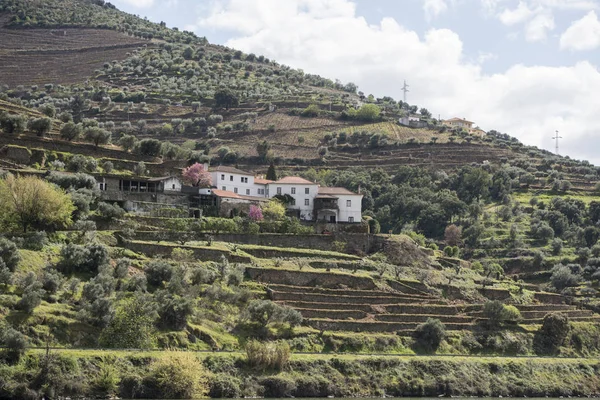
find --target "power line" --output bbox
[552,130,562,155]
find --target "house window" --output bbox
[234,188,238,194]
[246,189,250,195]
[347,200,352,207]
[172,184,176,189]
[241,177,248,183]
[291,199,296,206]
[291,187,296,194]
[305,188,310,194]
[304,199,310,206]
[222,186,226,191]
[258,188,265,195]
[277,187,282,195]
[221,174,225,180]
[230,175,234,181]
[349,217,354,223]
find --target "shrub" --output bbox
[57,243,109,274]
[97,202,125,220]
[156,291,194,330]
[18,285,43,313]
[259,375,296,398]
[301,104,320,117]
[145,260,173,287]
[133,161,147,176]
[209,373,242,398]
[60,122,82,141]
[102,161,114,173]
[27,117,52,136]
[246,340,291,370]
[246,300,302,326]
[293,375,333,397]
[413,318,446,353]
[550,264,581,290]
[0,328,27,363]
[138,139,162,156]
[22,231,48,251]
[482,301,521,328]
[99,295,157,349]
[0,238,20,272]
[356,104,381,121]
[262,200,286,221]
[534,313,570,355]
[0,113,26,134]
[143,353,209,399]
[93,361,120,395]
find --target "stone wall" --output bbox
[132,231,382,254]
[123,240,251,263]
[246,267,376,289]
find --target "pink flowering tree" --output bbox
[182,163,211,187]
[248,205,264,222]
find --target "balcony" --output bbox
[314,197,339,212]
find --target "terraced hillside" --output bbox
[0,16,149,85]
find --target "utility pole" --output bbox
[552,130,562,155]
[402,80,410,104]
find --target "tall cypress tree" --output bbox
[266,163,278,181]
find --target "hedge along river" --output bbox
[5,350,600,399]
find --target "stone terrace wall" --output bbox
[246,267,376,289]
[123,241,251,263]
[133,231,384,254]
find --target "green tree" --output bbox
[0,175,75,232]
[214,88,239,110]
[84,127,111,147]
[356,104,381,121]
[266,163,278,181]
[534,313,570,355]
[99,294,157,348]
[413,318,446,353]
[263,200,286,220]
[60,122,82,141]
[27,117,52,136]
[119,134,138,152]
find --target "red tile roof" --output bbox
[254,178,274,185]
[212,165,253,176]
[318,187,361,196]
[211,189,267,202]
[274,176,316,185]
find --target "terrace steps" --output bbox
[267,283,432,298]
[271,290,433,305]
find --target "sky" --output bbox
[110,0,600,164]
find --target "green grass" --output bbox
[17,249,47,274]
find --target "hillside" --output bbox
[2,0,600,399]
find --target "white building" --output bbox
[210,166,257,197]
[267,176,320,221]
[316,187,363,223]
[207,169,363,223]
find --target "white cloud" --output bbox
[524,12,555,41]
[423,0,449,20]
[560,10,600,51]
[494,0,597,42]
[499,1,533,25]
[198,0,600,163]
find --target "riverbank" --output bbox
[2,350,600,399]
